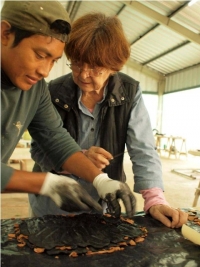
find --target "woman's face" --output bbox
[70,62,114,93]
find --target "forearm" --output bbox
[140,187,170,212]
[3,170,46,193]
[4,169,103,213]
[61,151,102,183]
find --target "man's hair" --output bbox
[10,20,71,47]
[65,13,130,71]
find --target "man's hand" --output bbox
[40,173,102,213]
[149,204,188,228]
[93,173,136,218]
[84,146,113,170]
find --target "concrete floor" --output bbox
[1,153,200,219]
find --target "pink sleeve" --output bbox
[140,187,170,213]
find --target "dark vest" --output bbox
[49,72,139,182]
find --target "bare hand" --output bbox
[85,146,113,170]
[149,204,188,228]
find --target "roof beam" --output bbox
[121,1,200,45]
[142,41,190,65]
[116,3,126,15]
[66,1,82,21]
[165,62,200,77]
[130,1,189,45]
[125,59,165,81]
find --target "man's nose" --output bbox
[36,62,52,78]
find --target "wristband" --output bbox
[93,173,110,188]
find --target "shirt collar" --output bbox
[78,85,108,105]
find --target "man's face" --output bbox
[1,30,65,90]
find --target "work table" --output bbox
[1,209,200,267]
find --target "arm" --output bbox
[2,164,102,213]
[28,81,136,217]
[126,86,188,227]
[61,151,104,182]
[126,86,163,192]
[3,167,45,193]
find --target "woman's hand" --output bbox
[85,146,113,170]
[149,205,188,228]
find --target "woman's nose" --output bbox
[79,68,91,79]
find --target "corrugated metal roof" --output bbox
[172,1,200,33]
[61,1,200,77]
[130,25,187,62]
[148,42,200,73]
[118,6,157,43]
[139,1,185,16]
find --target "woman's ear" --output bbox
[1,20,12,46]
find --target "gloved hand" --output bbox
[40,173,102,213]
[93,173,136,218]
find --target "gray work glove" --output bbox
[93,174,136,218]
[40,173,102,213]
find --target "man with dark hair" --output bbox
[1,1,136,217]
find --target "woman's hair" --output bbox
[65,13,130,71]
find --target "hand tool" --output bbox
[109,150,128,163]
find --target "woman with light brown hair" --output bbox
[30,13,188,228]
[65,13,130,72]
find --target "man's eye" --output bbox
[35,52,45,59]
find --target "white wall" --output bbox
[142,94,158,130]
[45,54,70,83]
[163,64,200,150]
[121,64,159,93]
[162,87,200,149]
[165,64,200,93]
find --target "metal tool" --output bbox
[109,150,128,163]
[110,144,157,162]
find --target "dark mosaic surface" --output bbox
[14,213,146,255]
[1,209,200,267]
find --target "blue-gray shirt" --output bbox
[77,85,163,192]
